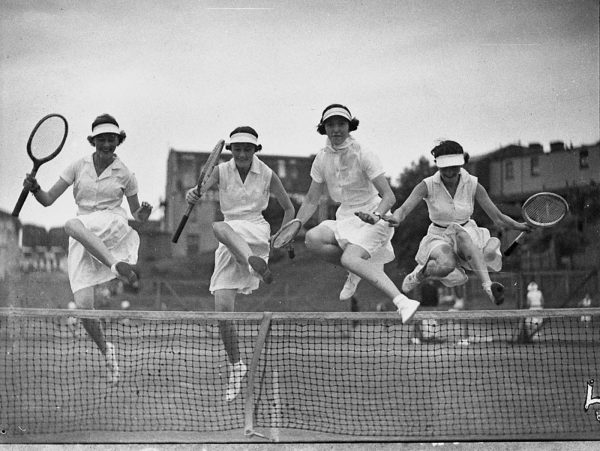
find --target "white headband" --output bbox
[91,123,120,137]
[322,107,352,122]
[435,154,465,168]
[229,132,258,145]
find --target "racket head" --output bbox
[522,192,569,227]
[271,219,302,249]
[27,114,68,165]
[196,139,225,194]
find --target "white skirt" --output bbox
[414,220,501,287]
[321,198,395,264]
[209,218,270,295]
[68,210,139,293]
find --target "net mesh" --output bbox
[29,116,66,159]
[524,195,567,225]
[1,308,599,442]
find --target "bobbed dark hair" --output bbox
[87,113,126,146]
[430,140,470,164]
[225,125,262,152]
[316,103,360,135]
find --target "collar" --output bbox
[324,135,355,154]
[433,168,467,187]
[227,155,261,174]
[86,153,122,171]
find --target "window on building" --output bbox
[530,156,540,176]
[580,149,589,169]
[277,160,286,178]
[505,160,514,180]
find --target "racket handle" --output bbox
[12,187,31,217]
[503,231,525,256]
[287,244,295,259]
[12,167,39,218]
[172,204,195,243]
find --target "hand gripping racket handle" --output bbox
[287,244,295,259]
[503,231,526,256]
[172,203,194,243]
[12,166,39,217]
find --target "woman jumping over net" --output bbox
[185,126,294,402]
[383,140,530,305]
[21,114,152,385]
[295,104,420,323]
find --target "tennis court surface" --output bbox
[1,308,599,443]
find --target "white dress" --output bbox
[413,169,501,287]
[310,136,394,263]
[61,154,140,293]
[209,156,272,294]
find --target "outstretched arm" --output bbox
[270,174,295,226]
[387,181,428,227]
[295,180,325,226]
[24,175,69,207]
[475,183,530,231]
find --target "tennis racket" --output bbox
[172,139,225,243]
[503,192,569,256]
[12,114,69,217]
[271,219,302,259]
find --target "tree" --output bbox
[390,157,436,270]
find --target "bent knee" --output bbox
[64,218,83,236]
[73,288,95,309]
[428,245,456,277]
[304,228,322,251]
[455,229,474,247]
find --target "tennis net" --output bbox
[1,307,599,442]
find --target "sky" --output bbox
[1,0,598,229]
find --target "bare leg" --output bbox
[305,224,343,264]
[214,289,240,364]
[340,244,400,299]
[65,218,117,269]
[423,244,457,279]
[74,287,107,354]
[455,229,503,304]
[212,222,253,266]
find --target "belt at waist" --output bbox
[432,220,469,229]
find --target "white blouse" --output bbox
[423,169,478,226]
[310,136,384,208]
[218,155,272,222]
[60,154,138,218]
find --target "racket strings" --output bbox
[30,117,67,159]
[524,198,567,224]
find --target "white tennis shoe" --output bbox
[339,272,361,301]
[226,360,248,402]
[393,294,420,323]
[105,342,120,385]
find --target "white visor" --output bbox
[91,123,120,137]
[435,154,465,168]
[322,107,352,122]
[229,132,258,145]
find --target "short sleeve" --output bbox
[124,172,139,197]
[360,148,385,180]
[310,152,325,183]
[59,160,79,185]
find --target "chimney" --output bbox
[549,141,565,153]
